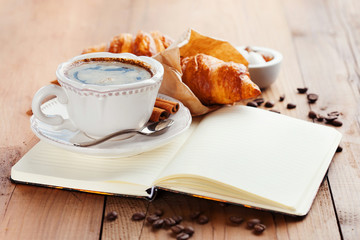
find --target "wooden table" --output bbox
[1,0,359,239]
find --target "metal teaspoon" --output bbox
[73,119,174,147]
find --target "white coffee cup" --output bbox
[32,52,164,138]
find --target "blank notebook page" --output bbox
[157,106,341,210]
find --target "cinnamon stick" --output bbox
[50,79,60,86]
[26,109,33,116]
[155,98,179,114]
[149,107,170,122]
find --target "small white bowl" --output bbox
[237,46,283,89]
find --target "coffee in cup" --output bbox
[65,57,153,86]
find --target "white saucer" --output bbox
[30,94,192,157]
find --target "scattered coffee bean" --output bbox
[308,110,317,119]
[247,101,258,108]
[183,226,195,236]
[307,93,319,103]
[173,215,183,224]
[269,109,281,114]
[328,111,340,117]
[247,218,261,229]
[316,115,325,122]
[146,214,160,224]
[253,223,266,234]
[331,120,343,127]
[171,224,185,234]
[336,145,343,152]
[131,212,146,221]
[229,216,244,224]
[279,94,285,102]
[190,211,201,220]
[325,116,338,123]
[105,211,118,221]
[297,87,308,94]
[197,214,209,224]
[152,219,164,228]
[287,103,296,109]
[176,232,190,240]
[254,98,265,106]
[154,209,164,216]
[264,101,274,108]
[164,217,177,227]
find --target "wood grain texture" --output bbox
[1,0,359,239]
[0,0,109,239]
[282,0,360,239]
[102,196,149,240]
[0,186,104,239]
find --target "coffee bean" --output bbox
[190,211,201,219]
[316,115,325,122]
[164,217,177,227]
[197,214,209,224]
[173,215,183,224]
[308,110,317,119]
[264,101,274,108]
[247,218,261,229]
[254,98,265,106]
[154,209,164,216]
[336,145,343,152]
[331,120,343,127]
[287,103,296,109]
[279,94,285,102]
[328,111,340,117]
[152,219,164,228]
[105,211,118,221]
[171,224,185,234]
[253,223,266,234]
[229,216,244,224]
[131,212,145,221]
[247,101,258,108]
[269,109,280,114]
[297,87,308,94]
[176,232,190,240]
[183,226,195,236]
[307,93,318,103]
[325,116,338,123]
[146,214,160,224]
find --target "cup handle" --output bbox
[31,84,77,131]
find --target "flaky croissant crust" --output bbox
[181,54,261,105]
[82,31,174,57]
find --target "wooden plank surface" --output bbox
[281,0,360,239]
[0,0,359,239]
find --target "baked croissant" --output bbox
[82,31,174,57]
[181,54,261,105]
[108,33,134,53]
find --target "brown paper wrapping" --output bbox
[154,29,250,116]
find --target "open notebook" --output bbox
[11,106,341,216]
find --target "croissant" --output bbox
[82,31,174,57]
[181,54,261,105]
[108,33,134,53]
